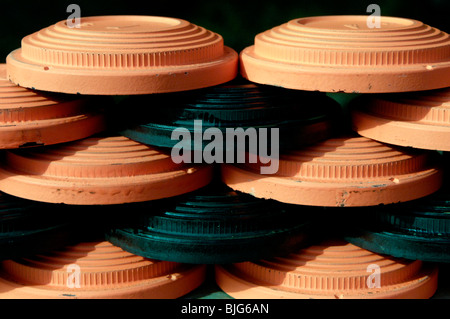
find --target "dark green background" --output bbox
[1,0,450,62]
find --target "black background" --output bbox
[1,0,450,61]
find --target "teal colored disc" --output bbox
[115,78,342,152]
[345,230,450,263]
[105,182,319,264]
[344,187,450,262]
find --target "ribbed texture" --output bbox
[378,213,450,237]
[363,88,450,125]
[139,187,307,237]
[21,16,224,69]
[230,240,423,292]
[0,64,87,122]
[4,136,181,178]
[255,16,450,67]
[0,134,212,205]
[128,81,337,128]
[371,189,450,238]
[1,241,180,288]
[244,136,427,180]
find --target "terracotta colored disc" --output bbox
[0,135,213,205]
[221,135,442,207]
[215,240,438,299]
[7,16,238,95]
[0,241,206,299]
[118,77,341,151]
[352,88,450,151]
[241,16,450,93]
[0,64,105,149]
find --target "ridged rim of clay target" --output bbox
[0,241,206,299]
[352,88,450,151]
[105,184,315,264]
[215,240,439,299]
[221,135,442,207]
[0,64,106,149]
[6,16,238,95]
[240,15,450,93]
[0,135,213,205]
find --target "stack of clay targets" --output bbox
[347,92,450,262]
[2,13,240,201]
[1,12,450,300]
[0,135,213,205]
[0,15,244,298]
[0,64,106,148]
[216,15,450,299]
[0,14,336,299]
[224,15,450,207]
[0,58,107,261]
[344,17,450,264]
[89,19,343,266]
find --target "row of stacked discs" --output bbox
[0,14,449,299]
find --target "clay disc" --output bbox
[0,135,213,205]
[241,16,450,93]
[0,64,106,149]
[106,183,315,264]
[7,16,238,95]
[0,241,206,299]
[215,240,439,299]
[221,135,442,207]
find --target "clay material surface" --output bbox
[0,64,105,148]
[0,135,213,205]
[241,16,450,93]
[221,135,442,207]
[7,16,238,95]
[0,241,206,299]
[215,240,439,299]
[352,88,450,151]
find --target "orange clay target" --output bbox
[0,241,206,299]
[221,136,442,207]
[215,240,439,299]
[0,135,213,205]
[352,88,450,151]
[0,64,105,149]
[6,16,238,95]
[240,16,450,93]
